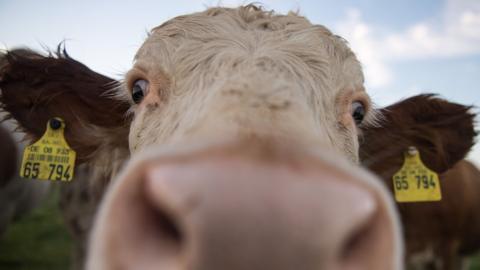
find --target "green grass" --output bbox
[0,187,479,270]
[472,255,480,270]
[0,186,72,270]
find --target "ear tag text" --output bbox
[392,146,441,202]
[20,118,76,181]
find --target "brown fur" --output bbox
[0,47,130,163]
[0,48,129,269]
[360,94,476,176]
[360,95,478,270]
[399,160,480,269]
[0,122,51,237]
[0,125,17,186]
[455,161,480,256]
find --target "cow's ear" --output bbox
[360,94,477,179]
[0,48,131,163]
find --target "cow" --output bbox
[0,47,124,268]
[0,5,475,270]
[0,118,103,266]
[0,122,50,237]
[360,95,479,270]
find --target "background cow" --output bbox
[0,119,99,267]
[360,95,479,270]
[0,47,127,269]
[0,122,50,238]
[0,5,476,270]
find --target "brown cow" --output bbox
[0,123,50,237]
[360,95,479,270]
[0,48,127,268]
[0,124,16,187]
[0,120,103,266]
[0,5,475,270]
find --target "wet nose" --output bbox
[88,150,402,270]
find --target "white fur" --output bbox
[124,6,375,163]
[89,5,402,270]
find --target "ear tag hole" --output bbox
[392,146,442,203]
[49,118,62,130]
[19,117,76,182]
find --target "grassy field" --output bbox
[0,187,71,270]
[0,187,479,270]
[473,258,480,270]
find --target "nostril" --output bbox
[340,211,377,268]
[146,189,183,245]
[89,167,186,270]
[337,196,395,270]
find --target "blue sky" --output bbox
[1,0,480,163]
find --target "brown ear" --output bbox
[0,47,131,163]
[360,94,477,179]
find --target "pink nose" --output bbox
[88,147,402,270]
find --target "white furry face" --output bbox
[124,6,375,163]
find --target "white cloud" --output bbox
[336,9,393,89]
[384,6,480,60]
[334,0,480,90]
[458,10,480,39]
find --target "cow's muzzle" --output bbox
[87,143,403,270]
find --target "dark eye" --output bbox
[351,101,366,125]
[131,79,149,104]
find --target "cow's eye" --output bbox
[351,101,365,125]
[131,79,149,104]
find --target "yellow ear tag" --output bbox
[392,146,441,202]
[20,118,76,181]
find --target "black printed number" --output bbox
[23,162,40,178]
[48,164,71,180]
[394,175,409,190]
[416,175,436,189]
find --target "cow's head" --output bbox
[0,5,475,270]
[125,6,372,163]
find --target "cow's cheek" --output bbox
[129,108,156,153]
[334,112,358,159]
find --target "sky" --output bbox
[1,0,480,164]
